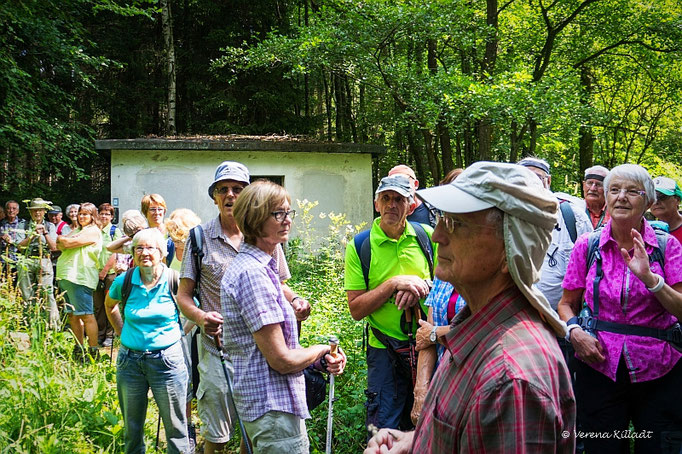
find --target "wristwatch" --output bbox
[565,324,581,342]
[429,326,438,343]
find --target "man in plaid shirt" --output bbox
[366,162,576,453]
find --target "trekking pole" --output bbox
[214,334,253,454]
[325,335,339,454]
[154,413,161,450]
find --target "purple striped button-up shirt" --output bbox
[220,243,308,422]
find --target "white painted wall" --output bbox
[111,149,374,241]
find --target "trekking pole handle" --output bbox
[328,335,339,358]
[214,334,224,352]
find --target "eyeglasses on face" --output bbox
[271,210,296,222]
[148,208,165,213]
[214,185,244,196]
[429,208,497,234]
[134,245,159,254]
[608,187,646,199]
[585,180,604,189]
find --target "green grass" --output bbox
[0,201,368,453]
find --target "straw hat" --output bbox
[23,198,53,211]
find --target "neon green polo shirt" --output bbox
[56,227,102,289]
[345,217,436,349]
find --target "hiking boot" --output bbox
[102,336,113,348]
[86,347,101,362]
[187,423,197,454]
[72,344,85,362]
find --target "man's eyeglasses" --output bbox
[585,180,604,189]
[429,207,497,234]
[271,210,296,222]
[214,186,244,196]
[608,188,646,199]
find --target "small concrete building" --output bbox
[95,137,384,239]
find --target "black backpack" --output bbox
[352,221,434,290]
[119,266,180,326]
[579,226,682,351]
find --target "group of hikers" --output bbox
[1,157,681,453]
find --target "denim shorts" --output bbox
[59,280,94,315]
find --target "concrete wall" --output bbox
[110,149,375,240]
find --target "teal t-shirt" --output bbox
[344,218,436,348]
[108,267,181,351]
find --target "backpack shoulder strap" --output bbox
[353,229,372,290]
[189,225,205,298]
[558,200,577,244]
[120,267,136,318]
[109,224,117,240]
[166,238,175,267]
[409,221,434,279]
[165,267,184,332]
[586,228,602,273]
[651,228,668,275]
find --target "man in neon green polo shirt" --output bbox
[345,173,435,433]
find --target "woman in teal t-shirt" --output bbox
[56,202,102,360]
[105,228,188,454]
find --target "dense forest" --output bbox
[1,0,681,205]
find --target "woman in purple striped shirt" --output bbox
[221,180,346,454]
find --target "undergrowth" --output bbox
[0,200,367,453]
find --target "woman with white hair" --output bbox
[559,164,682,454]
[105,228,189,453]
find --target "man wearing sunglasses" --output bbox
[345,173,435,433]
[365,162,575,454]
[651,176,682,245]
[176,161,309,454]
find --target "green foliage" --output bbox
[0,272,168,453]
[287,200,368,453]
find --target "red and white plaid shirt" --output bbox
[412,287,576,453]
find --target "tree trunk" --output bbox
[578,66,594,178]
[160,0,176,135]
[528,118,538,157]
[304,0,310,120]
[344,76,357,142]
[438,121,454,174]
[407,128,427,184]
[454,132,464,169]
[463,122,475,166]
[421,129,440,183]
[477,118,492,161]
[359,83,368,143]
[322,69,332,141]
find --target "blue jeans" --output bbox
[117,341,189,454]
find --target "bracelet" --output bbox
[292,296,302,303]
[647,274,665,293]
